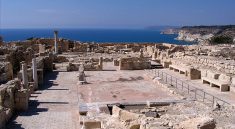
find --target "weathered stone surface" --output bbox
[218,74,231,83]
[0,107,6,129]
[0,62,13,84]
[207,70,220,79]
[14,89,29,111]
[119,57,151,70]
[178,117,216,129]
[83,120,101,129]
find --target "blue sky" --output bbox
[0,0,235,29]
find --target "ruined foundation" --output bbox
[0,35,235,129]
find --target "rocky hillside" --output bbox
[176,25,235,44]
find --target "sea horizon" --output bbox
[0,28,193,45]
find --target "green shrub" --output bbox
[210,36,233,44]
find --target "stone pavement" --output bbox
[7,71,80,129]
[6,63,180,129]
[78,62,179,104]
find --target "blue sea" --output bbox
[0,29,192,45]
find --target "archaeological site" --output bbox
[1,27,235,129]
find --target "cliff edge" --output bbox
[176,25,235,45]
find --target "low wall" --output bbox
[119,57,151,70]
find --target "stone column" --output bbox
[78,64,87,85]
[32,58,38,90]
[152,50,156,60]
[21,62,29,89]
[54,30,58,54]
[119,58,123,70]
[154,44,157,49]
[99,57,103,70]
[125,44,128,49]
[139,49,144,58]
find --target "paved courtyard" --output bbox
[7,63,179,129]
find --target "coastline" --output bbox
[0,28,194,45]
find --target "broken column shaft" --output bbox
[21,62,29,89]
[32,58,38,90]
[54,30,58,54]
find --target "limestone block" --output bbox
[201,69,207,77]
[113,60,119,66]
[53,56,69,63]
[15,89,29,111]
[0,62,13,83]
[231,77,235,85]
[130,124,141,129]
[0,85,15,113]
[189,68,201,80]
[119,57,151,70]
[230,86,235,94]
[207,70,220,79]
[112,105,122,118]
[179,117,216,129]
[112,106,143,122]
[84,120,101,129]
[218,74,231,83]
[163,61,171,68]
[66,63,78,72]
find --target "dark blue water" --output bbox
[0,29,192,45]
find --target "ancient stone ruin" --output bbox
[0,31,235,129]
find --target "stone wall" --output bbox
[53,56,69,63]
[0,62,13,84]
[119,57,151,70]
[172,55,235,75]
[0,79,21,129]
[43,56,54,72]
[0,56,49,128]
[73,43,88,52]
[66,57,103,71]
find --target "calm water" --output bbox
[0,29,192,45]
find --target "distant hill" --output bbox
[177,25,235,44]
[181,25,235,35]
[182,25,235,29]
[145,26,180,31]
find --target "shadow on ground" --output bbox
[6,71,69,129]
